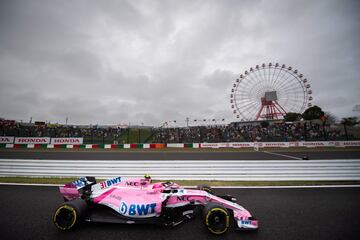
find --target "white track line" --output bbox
[1,182,359,189]
[262,151,303,160]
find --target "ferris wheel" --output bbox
[230,63,313,121]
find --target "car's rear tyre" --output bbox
[53,198,87,230]
[197,184,213,194]
[203,202,230,235]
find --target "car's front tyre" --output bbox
[203,202,230,235]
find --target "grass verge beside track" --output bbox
[0,177,359,186]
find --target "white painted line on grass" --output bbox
[262,150,303,160]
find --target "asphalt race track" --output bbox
[1,149,360,160]
[1,149,360,239]
[0,185,359,240]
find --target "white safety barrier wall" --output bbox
[0,159,360,181]
[2,140,360,149]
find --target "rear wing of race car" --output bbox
[59,176,126,201]
[67,176,97,190]
[59,176,97,201]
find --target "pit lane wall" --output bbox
[0,136,359,149]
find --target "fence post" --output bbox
[127,128,130,143]
[91,129,94,144]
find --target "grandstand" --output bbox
[1,118,359,144]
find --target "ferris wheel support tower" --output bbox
[256,91,287,120]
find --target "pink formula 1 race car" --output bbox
[53,175,258,235]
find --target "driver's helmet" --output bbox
[144,174,151,182]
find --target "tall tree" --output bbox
[324,112,338,125]
[302,105,325,120]
[341,117,359,140]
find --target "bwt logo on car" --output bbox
[100,177,122,189]
[119,202,156,216]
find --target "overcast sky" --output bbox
[0,0,359,126]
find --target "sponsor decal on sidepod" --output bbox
[119,202,157,216]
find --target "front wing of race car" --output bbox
[164,189,259,231]
[236,219,259,230]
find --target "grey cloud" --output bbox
[0,0,359,125]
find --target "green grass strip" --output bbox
[0,177,359,186]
